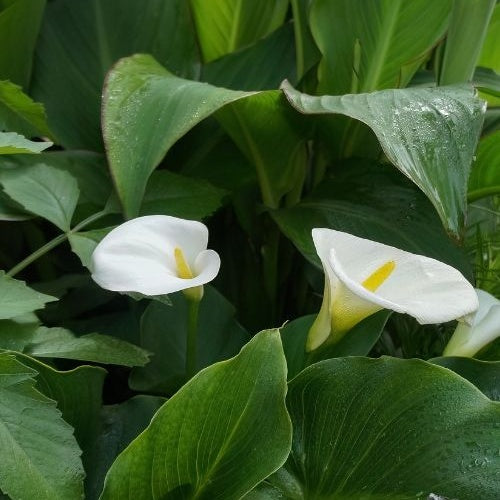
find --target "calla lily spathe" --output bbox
[91,215,220,297]
[308,228,478,351]
[443,289,500,357]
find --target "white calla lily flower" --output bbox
[443,289,500,357]
[308,228,478,351]
[91,215,220,299]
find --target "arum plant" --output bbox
[308,228,479,351]
[91,215,221,377]
[443,289,500,357]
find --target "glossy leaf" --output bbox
[140,170,227,220]
[0,353,84,500]
[310,0,452,94]
[24,326,150,367]
[432,356,500,401]
[0,131,51,154]
[129,286,249,393]
[31,0,200,150]
[0,272,57,319]
[0,163,79,230]
[0,80,51,137]
[101,330,291,500]
[468,131,500,201]
[0,0,45,88]
[282,82,485,235]
[270,356,500,499]
[102,54,252,217]
[190,0,288,62]
[272,163,472,279]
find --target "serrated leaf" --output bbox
[1,163,79,230]
[0,353,84,500]
[282,82,485,236]
[0,272,57,319]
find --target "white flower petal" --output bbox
[91,215,219,295]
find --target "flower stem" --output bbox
[185,297,200,380]
[6,209,108,278]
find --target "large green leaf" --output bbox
[0,0,45,88]
[439,0,496,85]
[0,131,52,154]
[266,356,500,499]
[101,330,291,500]
[0,353,84,500]
[310,0,452,94]
[69,227,112,269]
[0,272,57,319]
[0,162,79,230]
[129,286,249,393]
[282,82,485,236]
[431,356,500,401]
[272,163,472,279]
[0,80,51,137]
[23,326,150,367]
[190,0,288,62]
[31,0,200,150]
[103,54,252,217]
[479,2,500,72]
[468,131,500,201]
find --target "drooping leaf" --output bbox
[129,286,249,393]
[0,163,79,230]
[431,356,500,401]
[268,356,500,499]
[24,326,150,367]
[140,170,227,220]
[101,330,291,500]
[31,0,200,150]
[310,0,452,94]
[85,396,166,500]
[0,353,84,500]
[282,82,485,236]
[0,79,52,137]
[439,0,496,85]
[0,131,52,154]
[0,0,45,88]
[190,0,289,62]
[272,162,473,279]
[102,54,252,217]
[468,131,500,201]
[0,272,57,319]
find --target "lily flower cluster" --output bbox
[91,216,491,356]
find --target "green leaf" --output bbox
[0,272,57,319]
[0,0,45,88]
[0,190,31,220]
[310,0,452,94]
[86,396,166,500]
[282,82,485,236]
[31,0,200,150]
[439,0,496,85]
[281,311,392,379]
[140,170,227,220]
[190,0,288,62]
[101,330,291,500]
[202,21,297,90]
[468,131,500,201]
[103,54,252,217]
[269,356,500,499]
[0,163,79,230]
[0,79,52,137]
[431,356,500,401]
[129,286,249,393]
[69,227,112,269]
[479,3,500,72]
[0,318,38,350]
[272,163,472,279]
[0,131,52,154]
[24,326,150,367]
[0,353,84,500]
